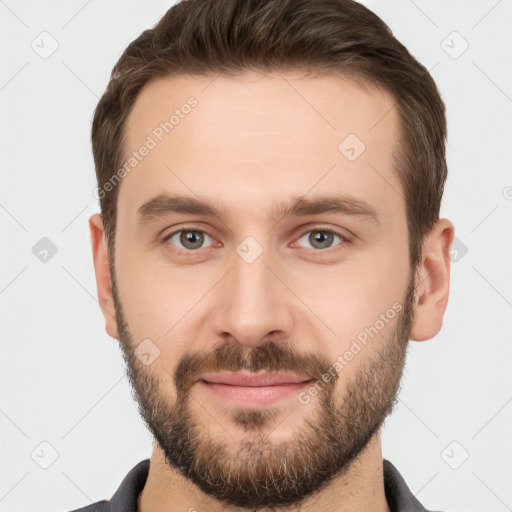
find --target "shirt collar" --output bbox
[383,459,432,511]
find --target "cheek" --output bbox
[114,247,216,378]
[294,252,408,376]
[297,252,406,329]
[113,244,181,342]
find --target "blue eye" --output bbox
[165,229,214,251]
[296,229,346,251]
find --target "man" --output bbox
[79,0,454,510]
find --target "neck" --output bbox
[137,430,391,512]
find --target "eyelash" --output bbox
[162,226,351,255]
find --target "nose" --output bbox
[211,245,294,348]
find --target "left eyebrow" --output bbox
[136,193,380,225]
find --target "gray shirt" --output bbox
[69,459,442,512]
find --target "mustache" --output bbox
[173,339,336,393]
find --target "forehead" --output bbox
[119,70,402,226]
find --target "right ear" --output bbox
[89,213,119,340]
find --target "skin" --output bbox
[89,70,454,511]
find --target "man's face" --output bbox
[110,71,416,508]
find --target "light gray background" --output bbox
[1,1,511,511]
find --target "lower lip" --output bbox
[199,380,313,407]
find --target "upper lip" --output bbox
[201,372,312,387]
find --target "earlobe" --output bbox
[410,218,455,342]
[89,213,119,340]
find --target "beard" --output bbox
[111,267,416,511]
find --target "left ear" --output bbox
[410,218,455,341]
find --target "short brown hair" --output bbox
[92,0,447,271]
